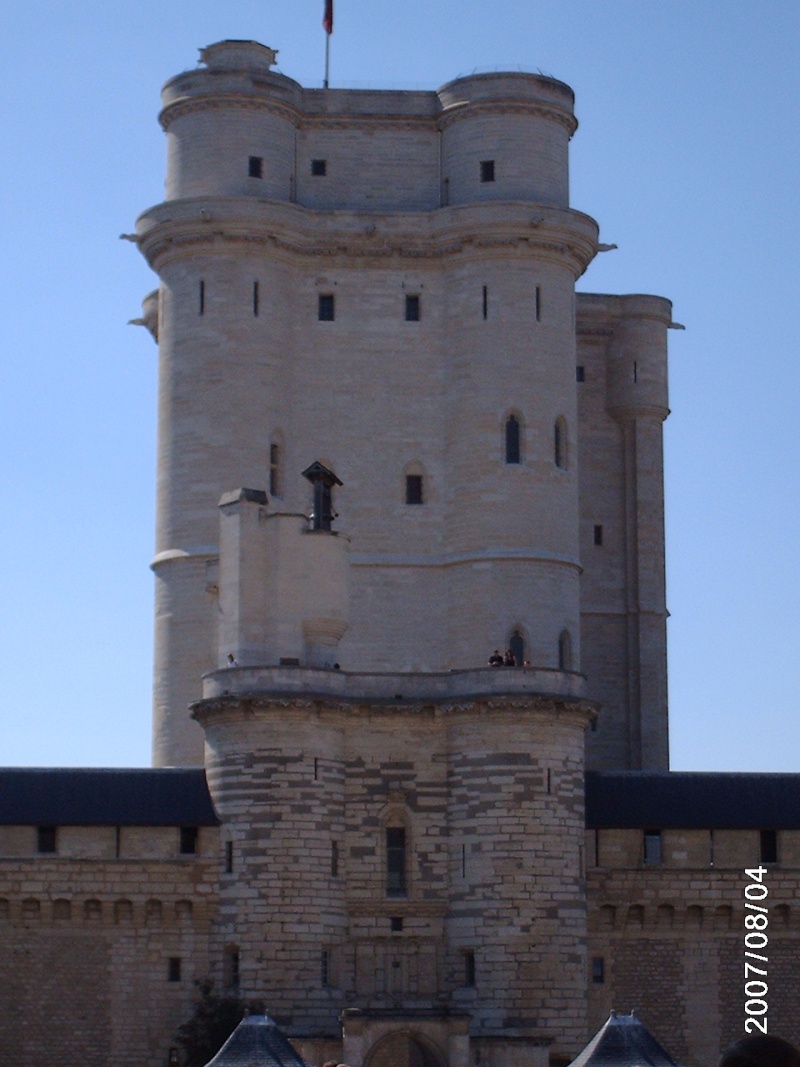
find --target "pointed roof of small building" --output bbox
[568,1012,680,1067]
[203,1014,311,1067]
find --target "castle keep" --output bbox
[1,40,799,1067]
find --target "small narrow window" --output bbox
[225,841,234,874]
[480,160,495,183]
[168,957,182,983]
[442,177,450,205]
[331,841,339,877]
[593,524,603,546]
[509,629,524,668]
[554,417,568,470]
[482,285,488,320]
[535,285,542,322]
[576,365,585,382]
[248,155,263,178]
[318,293,335,321]
[37,826,57,854]
[321,949,330,987]
[386,827,407,897]
[643,830,662,866]
[760,829,778,864]
[505,415,521,464]
[592,957,605,984]
[269,442,281,498]
[464,950,476,987]
[224,947,240,991]
[546,768,552,795]
[311,159,327,176]
[633,360,638,383]
[405,474,423,505]
[461,843,467,879]
[253,281,259,317]
[390,916,403,932]
[199,280,205,316]
[314,757,319,781]
[179,826,198,855]
[558,630,572,671]
[405,294,420,321]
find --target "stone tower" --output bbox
[135,39,672,773]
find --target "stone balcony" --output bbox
[200,663,589,706]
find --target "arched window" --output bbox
[554,417,568,469]
[505,414,521,464]
[84,899,102,921]
[558,629,572,671]
[509,629,525,667]
[53,899,71,921]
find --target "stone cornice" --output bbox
[191,690,597,727]
[136,198,599,277]
[437,98,577,136]
[159,94,300,131]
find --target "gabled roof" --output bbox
[568,1012,679,1067]
[586,771,800,829]
[0,768,218,826]
[204,1014,311,1067]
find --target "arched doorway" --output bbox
[364,1031,445,1067]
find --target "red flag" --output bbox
[323,0,333,34]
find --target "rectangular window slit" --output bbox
[480,160,495,183]
[225,840,234,874]
[594,524,603,546]
[199,280,205,316]
[331,840,339,877]
[321,949,330,987]
[535,285,541,322]
[592,957,605,984]
[311,159,327,176]
[482,285,488,320]
[405,294,420,321]
[168,957,182,983]
[318,293,335,321]
[248,155,263,178]
[464,950,476,987]
[643,829,662,866]
[253,281,259,317]
[386,827,407,897]
[405,474,423,505]
[37,825,57,854]
[180,826,198,855]
[760,829,778,864]
[576,365,585,382]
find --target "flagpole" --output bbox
[323,0,333,88]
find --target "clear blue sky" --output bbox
[2,1,798,770]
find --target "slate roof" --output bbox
[568,1011,679,1067]
[204,1015,311,1067]
[0,768,218,826]
[586,771,800,830]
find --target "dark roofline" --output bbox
[0,768,219,826]
[587,771,800,830]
